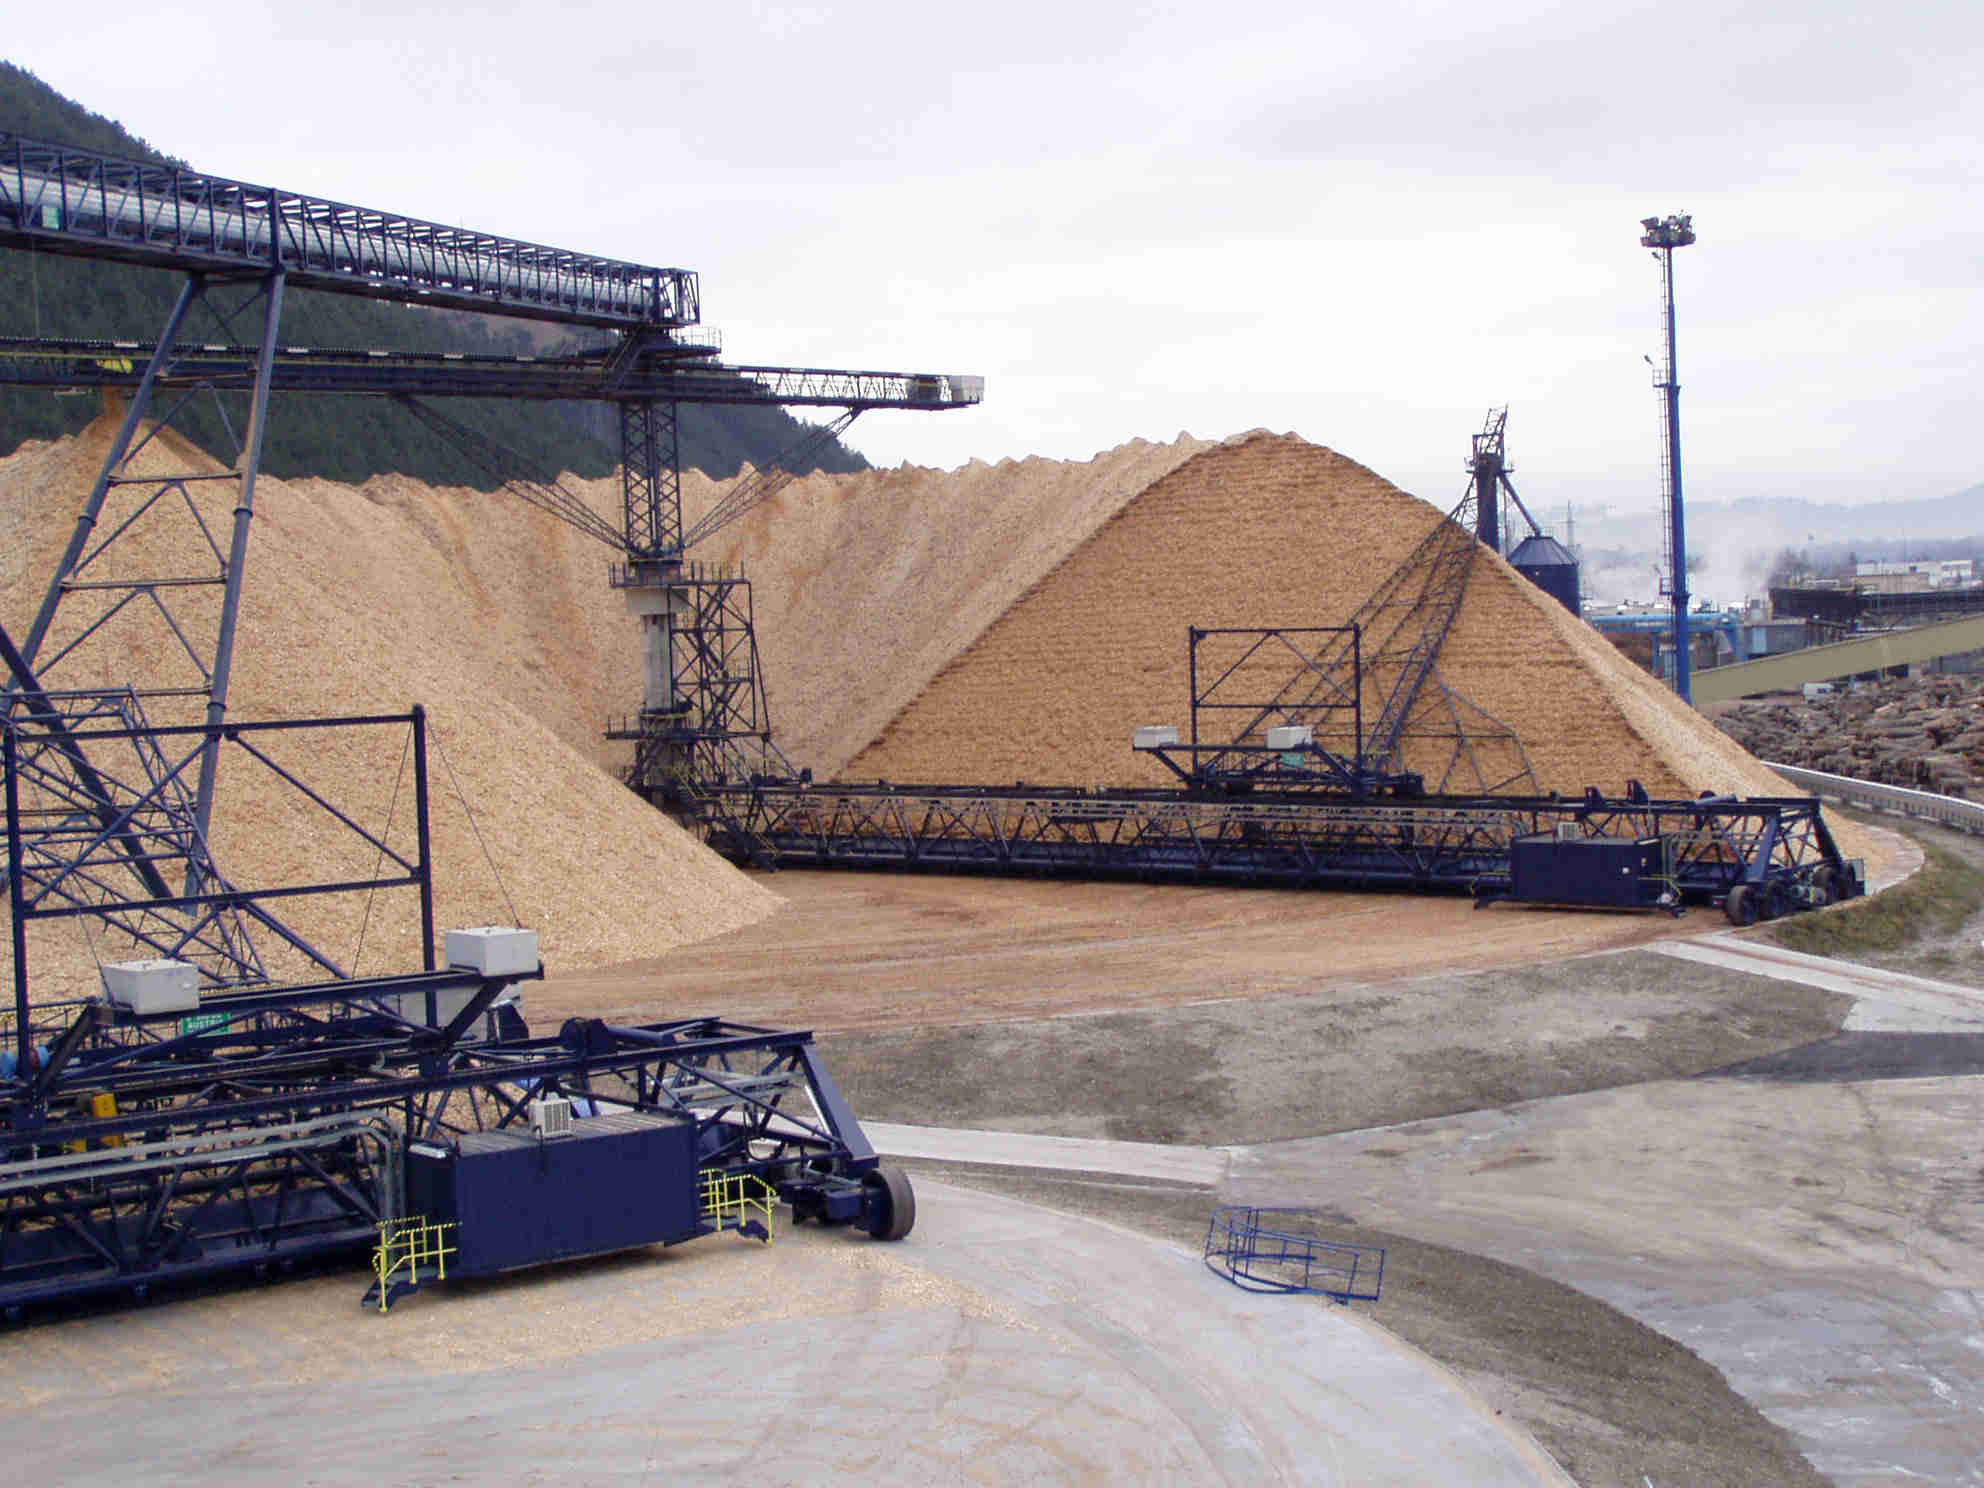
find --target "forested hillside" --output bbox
[0,62,866,487]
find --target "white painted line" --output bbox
[864,1121,1228,1186]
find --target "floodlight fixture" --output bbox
[1641,213,1696,252]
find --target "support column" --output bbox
[1661,247,1692,704]
[190,272,287,870]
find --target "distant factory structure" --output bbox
[1852,558,1975,592]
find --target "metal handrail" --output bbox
[372,1217,457,1312]
[1765,762,1984,837]
[701,1170,777,1239]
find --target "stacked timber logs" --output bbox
[1713,675,1984,797]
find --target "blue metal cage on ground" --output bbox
[1203,1205,1385,1304]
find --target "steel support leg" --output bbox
[190,272,287,875]
[619,399,683,560]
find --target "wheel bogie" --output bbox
[861,1166,916,1242]
[1762,878,1793,921]
[1724,884,1758,926]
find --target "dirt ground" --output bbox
[532,843,1941,1488]
[540,872,1725,1035]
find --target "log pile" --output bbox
[1713,675,1984,797]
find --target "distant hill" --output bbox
[0,62,868,489]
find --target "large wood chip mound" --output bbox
[2,417,779,999]
[3,413,1893,1005]
[702,431,1878,862]
[684,434,1217,779]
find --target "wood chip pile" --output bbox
[703,431,1877,860]
[4,411,1894,1006]
[685,435,1216,779]
[2,418,780,998]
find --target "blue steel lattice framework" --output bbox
[0,130,958,1319]
[700,776,1861,916]
[1132,493,1539,801]
[0,131,982,971]
[1,271,296,989]
[0,132,699,328]
[1,707,910,1315]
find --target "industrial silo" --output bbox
[1510,534,1581,618]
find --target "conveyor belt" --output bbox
[1,131,695,328]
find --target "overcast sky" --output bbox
[9,2,1980,518]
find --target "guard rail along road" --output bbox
[1765,762,1984,837]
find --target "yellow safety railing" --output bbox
[700,1170,777,1240]
[372,1216,457,1312]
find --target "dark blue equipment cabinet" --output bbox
[406,1111,703,1276]
[1508,832,1672,910]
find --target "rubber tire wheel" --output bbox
[1811,865,1838,906]
[862,1166,916,1242]
[1762,879,1793,921]
[1725,884,1758,927]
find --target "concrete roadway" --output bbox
[870,931,1984,1486]
[0,1181,1565,1486]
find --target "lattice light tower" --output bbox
[1641,212,1697,701]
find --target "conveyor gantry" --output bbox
[0,131,984,949]
[0,336,984,411]
[699,776,1864,919]
[0,131,697,329]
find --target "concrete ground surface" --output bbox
[842,902,1984,1485]
[0,1183,1565,1486]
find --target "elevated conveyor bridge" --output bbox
[1,131,697,328]
[1,131,982,976]
[0,336,984,411]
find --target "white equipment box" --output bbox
[444,927,540,977]
[100,959,201,1015]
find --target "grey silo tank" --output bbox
[1509,534,1581,618]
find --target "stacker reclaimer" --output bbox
[0,132,963,1316]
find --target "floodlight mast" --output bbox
[1641,212,1696,702]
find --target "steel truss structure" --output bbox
[700,777,1862,914]
[605,562,792,829]
[0,337,984,415]
[0,131,698,328]
[1127,503,1536,803]
[0,993,891,1314]
[0,129,981,981]
[2,704,895,1315]
[1138,624,1522,799]
[1465,407,1552,559]
[4,709,434,1019]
